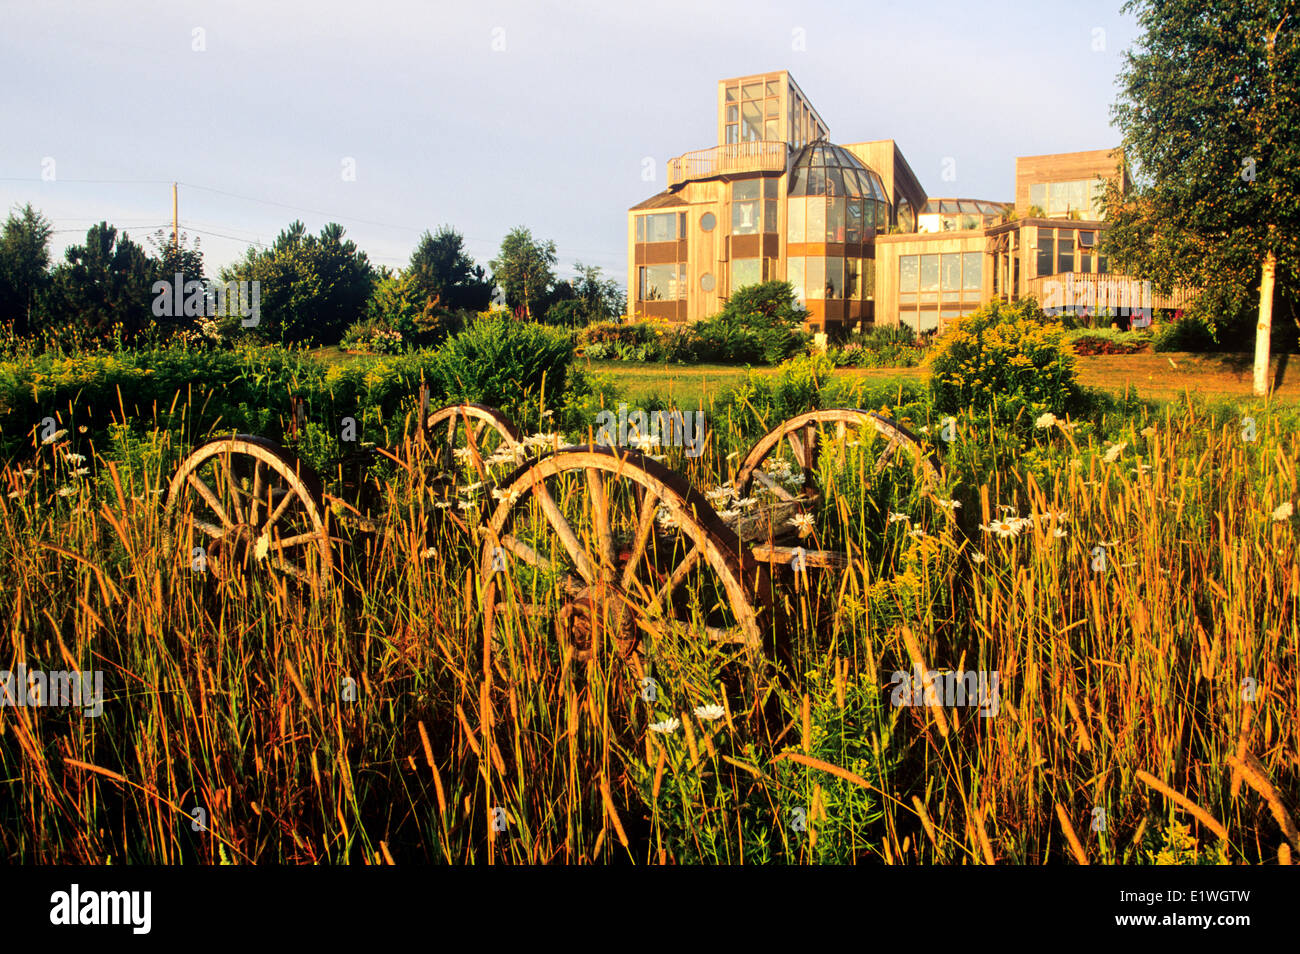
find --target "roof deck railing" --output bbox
[667,140,788,187]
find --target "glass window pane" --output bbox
[788,257,806,303]
[742,103,762,141]
[846,200,862,243]
[725,85,737,102]
[827,197,845,241]
[920,254,939,293]
[1029,183,1046,210]
[941,253,962,291]
[864,259,875,300]
[636,217,644,243]
[1049,182,1068,215]
[640,264,682,301]
[733,179,760,202]
[764,199,778,233]
[1069,180,1088,214]
[787,198,805,243]
[726,124,738,144]
[1037,228,1055,276]
[825,256,843,298]
[899,255,918,293]
[726,105,738,123]
[805,257,825,299]
[765,98,778,118]
[764,118,778,140]
[645,212,676,242]
[963,252,982,290]
[807,197,825,240]
[1057,234,1074,273]
[766,80,779,97]
[732,258,761,291]
[764,177,778,199]
[845,258,859,298]
[742,82,761,100]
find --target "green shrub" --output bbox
[690,280,810,364]
[341,317,406,355]
[427,312,573,411]
[828,324,925,368]
[1152,314,1218,352]
[926,298,1081,424]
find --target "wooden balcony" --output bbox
[666,140,788,187]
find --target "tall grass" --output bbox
[0,384,1295,864]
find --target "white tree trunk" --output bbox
[1253,251,1276,398]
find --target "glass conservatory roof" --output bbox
[922,198,1008,216]
[787,140,887,201]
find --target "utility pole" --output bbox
[172,182,179,252]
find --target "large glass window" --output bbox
[641,212,679,243]
[805,257,825,299]
[899,255,919,300]
[732,258,761,290]
[846,200,862,243]
[827,198,845,242]
[1029,183,1046,211]
[941,254,962,302]
[1033,178,1113,218]
[845,258,859,299]
[919,254,940,294]
[825,257,844,298]
[732,180,760,235]
[1057,233,1075,273]
[962,252,982,297]
[807,199,826,244]
[787,199,806,243]
[1036,228,1055,277]
[639,264,683,301]
[788,258,806,303]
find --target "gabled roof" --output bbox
[629,190,690,212]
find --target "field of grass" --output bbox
[1,345,1297,865]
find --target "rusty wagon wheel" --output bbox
[164,435,335,592]
[480,446,764,680]
[425,403,524,483]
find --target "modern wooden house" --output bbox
[627,72,1174,335]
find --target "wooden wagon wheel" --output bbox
[480,446,764,675]
[425,403,524,483]
[729,409,941,563]
[164,436,334,591]
[735,409,939,498]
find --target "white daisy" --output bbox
[56,486,76,497]
[789,512,815,538]
[1035,412,1058,429]
[936,498,961,511]
[694,705,725,722]
[887,511,910,524]
[1273,501,1294,522]
[649,717,680,735]
[64,453,86,465]
[1103,442,1127,464]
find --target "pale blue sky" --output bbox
[0,0,1141,284]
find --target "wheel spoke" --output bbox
[586,468,616,578]
[261,485,297,535]
[215,455,245,525]
[248,460,265,527]
[529,479,597,584]
[186,472,232,528]
[619,489,660,593]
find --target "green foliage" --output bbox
[828,324,925,368]
[489,226,557,320]
[1063,326,1151,355]
[1151,313,1218,352]
[426,312,573,411]
[341,317,406,355]
[689,281,810,364]
[926,298,1081,425]
[0,204,54,337]
[1108,0,1300,339]
[220,221,375,346]
[45,222,156,344]
[407,226,493,314]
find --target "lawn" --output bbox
[580,351,1300,408]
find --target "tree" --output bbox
[489,227,557,320]
[0,204,54,336]
[47,222,156,342]
[544,262,625,325]
[408,226,493,313]
[222,221,375,344]
[1108,0,1300,395]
